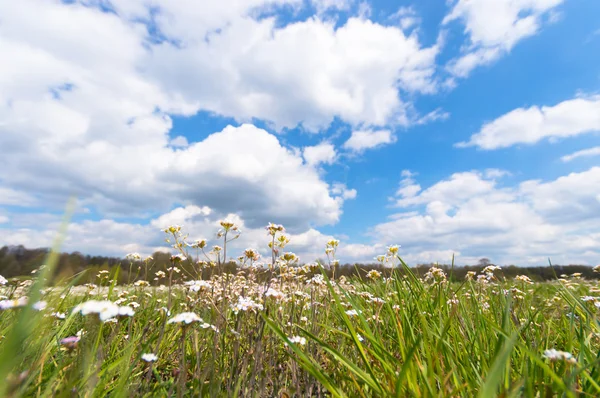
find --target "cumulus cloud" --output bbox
[371,167,600,265]
[444,0,563,77]
[303,142,337,167]
[0,0,433,235]
[343,129,396,152]
[456,96,600,149]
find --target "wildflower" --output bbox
[0,297,36,310]
[465,271,477,281]
[170,254,185,263]
[375,255,387,263]
[200,322,218,331]
[290,336,307,345]
[188,239,207,249]
[366,270,381,280]
[72,300,134,322]
[0,275,7,285]
[345,309,359,317]
[141,353,158,362]
[281,252,298,264]
[307,275,325,286]
[243,248,260,261]
[231,297,263,314]
[543,349,577,364]
[167,312,202,325]
[32,301,47,311]
[126,253,142,261]
[424,267,447,284]
[184,280,212,292]
[60,336,80,350]
[387,245,400,255]
[134,280,149,287]
[593,265,600,273]
[155,271,166,278]
[264,288,286,300]
[482,265,501,274]
[266,223,285,236]
[52,312,67,319]
[515,275,533,284]
[163,225,181,235]
[357,334,364,342]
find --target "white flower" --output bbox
[0,274,7,285]
[141,353,158,362]
[264,288,286,300]
[0,297,28,310]
[345,309,359,317]
[357,334,364,342]
[184,280,212,292]
[52,312,67,319]
[231,297,263,314]
[72,300,134,322]
[543,349,577,364]
[32,301,47,311]
[167,312,202,325]
[288,336,306,346]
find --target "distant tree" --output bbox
[478,258,491,267]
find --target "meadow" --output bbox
[1,222,599,397]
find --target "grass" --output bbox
[1,222,599,397]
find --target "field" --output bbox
[1,224,600,397]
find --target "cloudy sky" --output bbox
[1,0,599,266]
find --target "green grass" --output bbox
[1,225,599,397]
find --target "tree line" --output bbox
[0,245,597,285]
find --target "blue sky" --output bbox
[0,0,599,266]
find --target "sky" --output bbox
[0,0,599,266]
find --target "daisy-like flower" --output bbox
[366,270,382,280]
[287,336,306,346]
[231,297,263,314]
[0,297,45,311]
[167,312,202,325]
[184,280,212,292]
[0,274,7,285]
[543,349,577,364]
[72,300,134,322]
[345,309,359,317]
[141,353,158,362]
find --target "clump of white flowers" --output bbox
[543,349,577,364]
[0,274,7,285]
[287,336,306,346]
[167,312,202,325]
[231,297,263,314]
[141,353,158,362]
[72,300,134,322]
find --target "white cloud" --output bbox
[145,14,439,131]
[169,136,189,148]
[0,188,37,207]
[0,206,341,263]
[303,142,337,167]
[561,146,600,162]
[0,0,427,234]
[457,96,600,149]
[371,167,600,265]
[389,7,421,31]
[343,129,396,152]
[331,183,357,200]
[0,215,9,224]
[444,0,563,77]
